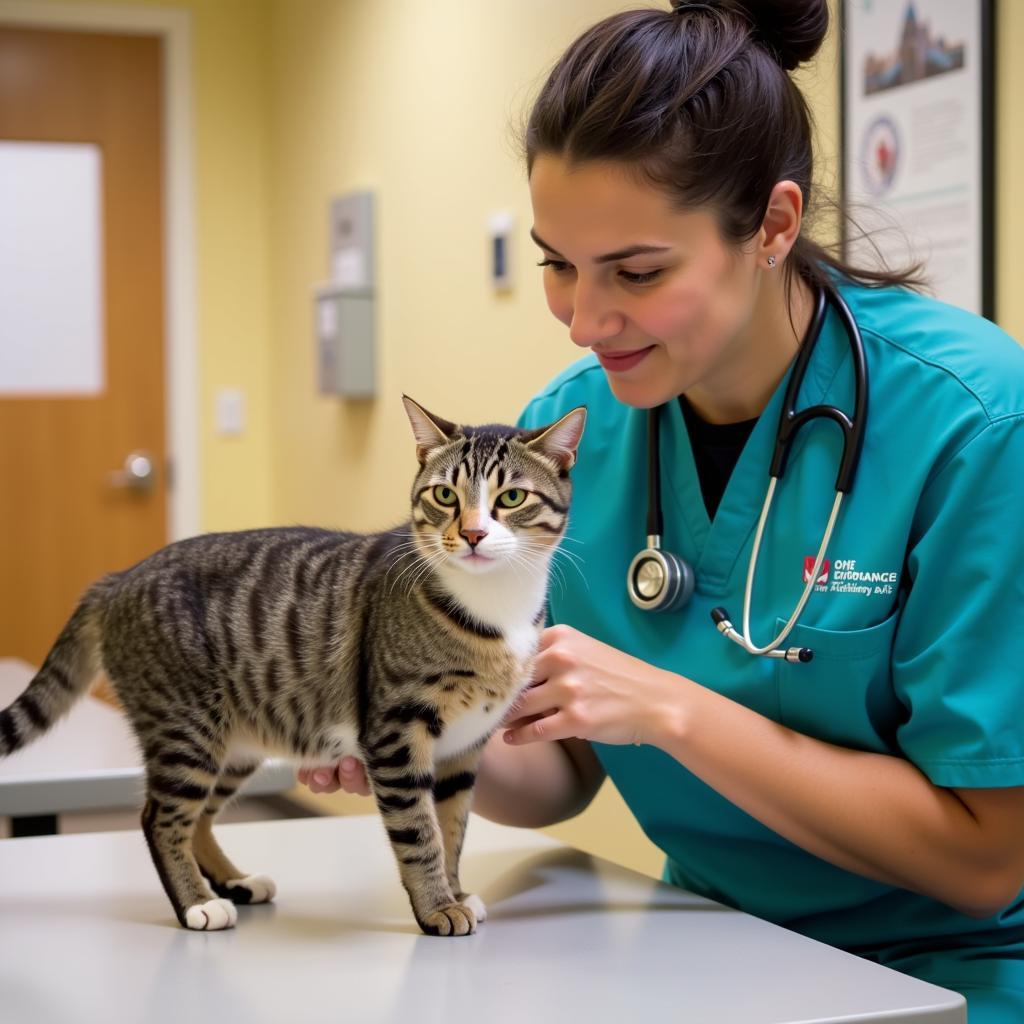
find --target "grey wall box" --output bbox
[330,191,375,289]
[316,286,375,399]
[316,190,376,398]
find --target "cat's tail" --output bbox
[0,577,114,757]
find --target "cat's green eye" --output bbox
[497,488,527,509]
[433,485,458,507]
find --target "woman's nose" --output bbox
[568,282,624,347]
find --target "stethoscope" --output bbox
[626,284,868,663]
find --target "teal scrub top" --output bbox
[518,279,1024,1017]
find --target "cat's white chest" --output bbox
[504,624,538,664]
[434,694,518,763]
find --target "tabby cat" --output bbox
[0,396,586,936]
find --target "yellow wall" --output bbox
[188,0,275,531]
[995,2,1024,338]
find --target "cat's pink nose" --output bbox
[461,527,488,547]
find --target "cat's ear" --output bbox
[522,406,587,471]
[402,395,458,465]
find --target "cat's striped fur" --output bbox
[0,397,586,936]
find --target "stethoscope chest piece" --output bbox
[627,536,695,612]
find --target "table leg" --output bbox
[10,815,58,837]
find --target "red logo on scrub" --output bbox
[803,557,830,585]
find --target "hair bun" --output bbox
[730,0,829,70]
[672,0,829,72]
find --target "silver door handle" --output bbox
[108,451,156,491]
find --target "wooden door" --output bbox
[0,28,167,666]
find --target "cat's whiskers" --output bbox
[495,550,529,586]
[496,545,544,584]
[517,538,588,592]
[548,543,585,570]
[385,540,444,596]
[553,552,587,587]
[378,538,429,565]
[539,550,570,598]
[381,548,427,582]
[492,538,552,577]
[507,548,563,597]
[383,553,427,598]
[527,537,586,573]
[403,546,450,596]
[393,551,444,597]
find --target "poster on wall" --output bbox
[840,0,994,319]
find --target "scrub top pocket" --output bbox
[774,610,905,754]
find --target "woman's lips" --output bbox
[595,345,656,372]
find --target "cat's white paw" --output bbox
[184,897,238,931]
[225,874,276,904]
[462,893,487,923]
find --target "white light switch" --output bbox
[215,388,245,436]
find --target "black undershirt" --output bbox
[678,396,759,520]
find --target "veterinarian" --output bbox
[303,2,1024,1016]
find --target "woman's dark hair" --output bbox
[524,0,924,296]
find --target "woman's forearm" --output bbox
[471,732,604,828]
[652,677,1022,918]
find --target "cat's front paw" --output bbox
[458,892,487,923]
[417,899,480,937]
[184,897,238,931]
[222,874,276,905]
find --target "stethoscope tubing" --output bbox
[735,484,844,657]
[628,283,868,663]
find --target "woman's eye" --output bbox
[498,489,527,509]
[433,485,458,507]
[619,268,663,285]
[538,258,660,285]
[536,258,573,274]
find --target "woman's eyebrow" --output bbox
[530,228,671,264]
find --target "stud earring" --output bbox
[766,255,777,268]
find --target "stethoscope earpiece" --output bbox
[627,538,695,612]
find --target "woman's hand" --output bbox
[502,624,682,748]
[297,757,371,796]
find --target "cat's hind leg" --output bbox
[193,760,276,906]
